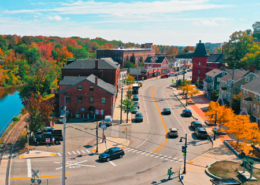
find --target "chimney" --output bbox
[95,60,99,69]
[95,76,98,84]
[250,64,255,73]
[199,40,201,43]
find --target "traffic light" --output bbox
[182,146,187,153]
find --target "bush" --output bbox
[12,116,20,122]
[21,107,28,115]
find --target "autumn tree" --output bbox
[252,22,260,39]
[0,36,8,54]
[124,74,135,85]
[213,46,222,54]
[23,92,54,134]
[0,65,9,86]
[183,46,195,53]
[180,84,199,97]
[0,48,4,57]
[130,53,136,64]
[166,46,178,57]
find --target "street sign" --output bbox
[101,110,104,115]
[100,122,107,130]
[46,138,50,143]
[32,169,39,178]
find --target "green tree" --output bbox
[26,47,41,64]
[54,44,62,49]
[121,99,135,113]
[130,53,136,64]
[126,55,129,62]
[52,49,58,60]
[223,31,254,68]
[140,56,143,63]
[0,36,8,53]
[67,45,74,53]
[73,48,89,59]
[15,44,28,55]
[124,61,135,68]
[252,22,260,39]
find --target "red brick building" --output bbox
[62,58,120,89]
[59,74,116,119]
[192,40,225,83]
[96,43,155,67]
[144,56,169,74]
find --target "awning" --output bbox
[244,97,253,101]
[147,71,153,74]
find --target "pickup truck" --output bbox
[34,131,63,145]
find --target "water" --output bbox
[0,87,23,134]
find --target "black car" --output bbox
[135,112,143,122]
[99,147,125,162]
[133,95,139,101]
[163,108,171,115]
[183,109,192,117]
[195,127,208,139]
[191,121,203,130]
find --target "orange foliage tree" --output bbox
[183,46,195,53]
[180,84,199,97]
[55,47,73,63]
[0,48,4,56]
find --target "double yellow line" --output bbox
[151,86,168,153]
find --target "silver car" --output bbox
[168,128,179,138]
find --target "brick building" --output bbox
[59,74,116,119]
[62,58,120,89]
[96,43,155,67]
[144,56,169,74]
[192,40,225,83]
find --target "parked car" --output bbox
[134,102,140,109]
[191,121,203,130]
[168,128,179,138]
[161,74,169,78]
[170,83,177,87]
[103,115,113,126]
[169,73,177,76]
[187,68,192,72]
[195,127,208,139]
[183,109,192,117]
[133,94,139,101]
[99,147,125,162]
[131,107,139,114]
[36,127,62,136]
[34,132,63,145]
[135,112,143,122]
[162,108,171,115]
[58,115,66,123]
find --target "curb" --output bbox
[205,160,221,180]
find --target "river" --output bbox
[0,87,23,134]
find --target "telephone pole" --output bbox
[229,67,235,109]
[120,88,123,124]
[62,94,66,185]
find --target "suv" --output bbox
[168,128,178,138]
[99,147,125,162]
[163,108,171,115]
[195,127,208,139]
[131,107,139,114]
[191,121,202,130]
[135,112,143,122]
[133,95,139,101]
[103,115,112,126]
[183,109,192,117]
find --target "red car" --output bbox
[161,74,169,78]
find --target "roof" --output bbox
[145,56,166,63]
[193,40,208,57]
[220,69,249,82]
[169,128,178,131]
[244,97,253,101]
[175,53,194,59]
[206,69,224,77]
[242,78,260,94]
[59,74,116,94]
[62,58,119,70]
[207,54,225,63]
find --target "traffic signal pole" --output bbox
[120,88,123,124]
[62,95,66,185]
[184,133,187,174]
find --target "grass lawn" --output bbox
[208,161,260,185]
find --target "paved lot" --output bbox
[10,72,212,185]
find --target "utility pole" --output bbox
[229,67,235,109]
[62,94,66,185]
[96,121,98,153]
[120,88,123,124]
[186,92,188,106]
[214,110,217,140]
[183,69,186,86]
[27,122,30,154]
[180,133,187,174]
[137,60,140,82]
[126,100,129,123]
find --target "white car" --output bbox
[104,115,113,126]
[59,115,66,123]
[169,73,176,76]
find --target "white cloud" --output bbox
[47,15,69,21]
[193,20,219,26]
[31,2,45,5]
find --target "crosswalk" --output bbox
[57,149,91,157]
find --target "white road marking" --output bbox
[81,150,85,154]
[135,138,148,148]
[150,155,154,157]
[77,151,81,154]
[55,160,94,170]
[160,157,164,159]
[142,83,149,124]
[128,149,134,151]
[132,150,138,153]
[86,149,90,153]
[174,158,177,160]
[68,152,71,155]
[57,153,61,156]
[171,160,174,162]
[164,158,168,161]
[141,152,146,155]
[72,151,76,154]
[164,155,167,158]
[146,153,150,156]
[27,159,31,177]
[178,159,182,162]
[155,156,159,158]
[109,161,116,166]
[136,151,142,154]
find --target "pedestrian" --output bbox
[168,167,172,180]
[102,133,105,143]
[52,137,55,145]
[104,134,106,143]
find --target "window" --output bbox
[240,85,242,90]
[217,78,220,82]
[198,62,201,66]
[246,91,248,97]
[77,96,82,103]
[254,104,256,112]
[243,100,244,106]
[66,96,71,103]
[89,96,94,103]
[255,94,257,100]
[258,95,260,102]
[101,97,106,104]
[78,85,82,91]
[216,85,219,90]
[243,90,245,95]
[245,76,250,82]
[198,69,201,74]
[89,85,94,91]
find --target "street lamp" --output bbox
[126,100,129,123]
[179,133,187,174]
[214,103,218,140]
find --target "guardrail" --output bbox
[0,111,21,138]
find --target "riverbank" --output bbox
[0,83,26,90]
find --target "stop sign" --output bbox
[46,138,50,143]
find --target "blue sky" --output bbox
[0,0,259,46]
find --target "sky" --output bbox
[0,0,259,46]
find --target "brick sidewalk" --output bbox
[172,88,260,185]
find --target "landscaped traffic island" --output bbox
[208,161,259,184]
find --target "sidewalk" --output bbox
[93,137,130,153]
[172,88,260,185]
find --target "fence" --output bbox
[0,111,21,138]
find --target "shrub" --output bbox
[21,107,28,115]
[12,116,20,122]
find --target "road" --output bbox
[10,72,212,185]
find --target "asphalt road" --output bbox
[10,72,212,185]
